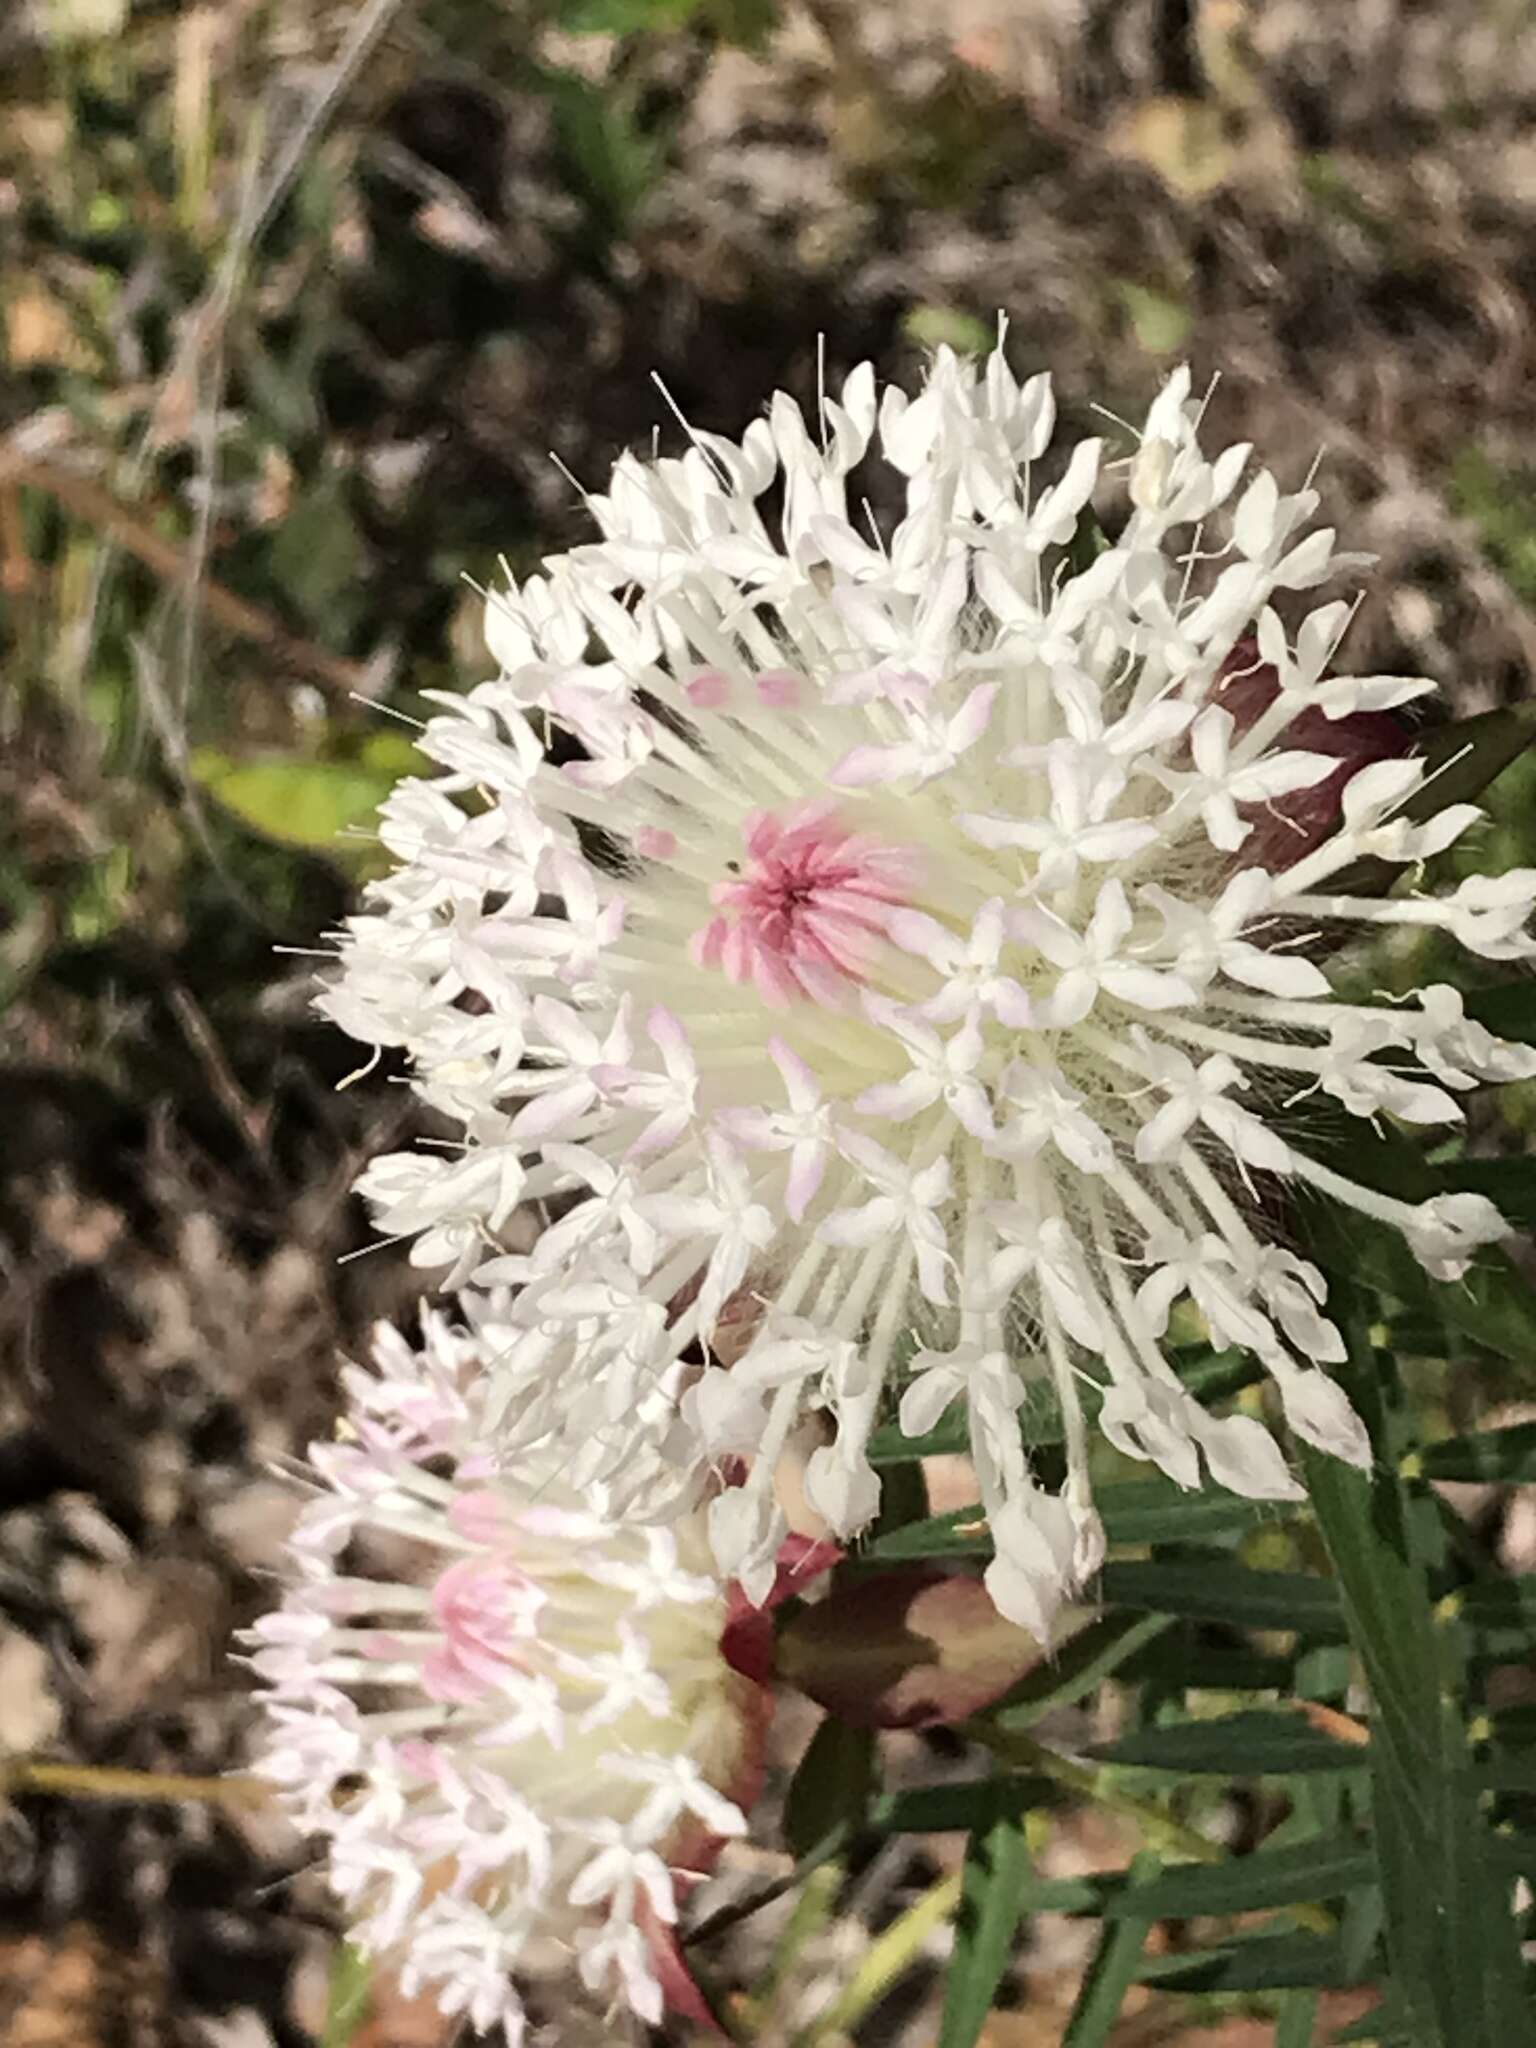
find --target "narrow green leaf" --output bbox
[1419,1422,1536,1483]
[1092,1712,1368,1777]
[1098,1561,1347,1638]
[870,1776,1055,1838]
[860,1508,991,1563]
[1307,1198,1536,1373]
[1299,1292,1531,2047]
[321,1942,372,2048]
[1328,1993,1415,2045]
[1061,1852,1159,2047]
[1120,1633,1298,1694]
[1435,1159,1536,1229]
[1095,1476,1275,1546]
[784,1719,874,1860]
[864,1479,1272,1565]
[1099,1832,1373,1916]
[1464,983,1536,1045]
[1135,1929,1359,1992]
[1276,1990,1320,2048]
[988,1611,1174,1727]
[938,1800,1034,2048]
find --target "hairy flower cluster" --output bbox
[325,344,1536,1639]
[249,1311,759,2040]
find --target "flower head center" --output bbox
[691,801,918,1007]
[422,1552,543,1702]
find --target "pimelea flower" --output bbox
[324,342,1536,1640]
[248,1310,766,2041]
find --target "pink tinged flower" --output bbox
[250,1313,771,2043]
[887,899,1034,1026]
[964,740,1162,886]
[1141,870,1330,1000]
[1016,879,1197,1028]
[509,993,633,1141]
[1131,1035,1293,1176]
[716,1037,835,1222]
[855,995,994,1137]
[596,1005,701,1155]
[819,1135,954,1305]
[1160,704,1336,854]
[830,678,999,788]
[987,1061,1114,1174]
[691,802,920,1006]
[1213,628,1416,865]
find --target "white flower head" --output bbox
[249,1312,758,2040]
[323,345,1533,1644]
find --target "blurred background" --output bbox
[3,1,1536,2041]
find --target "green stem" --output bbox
[791,1871,962,2047]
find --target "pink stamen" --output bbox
[690,802,919,1006]
[686,670,730,709]
[754,669,802,708]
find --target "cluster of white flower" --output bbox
[250,1310,758,2042]
[324,342,1536,1644]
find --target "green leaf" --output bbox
[1418,1423,1536,1483]
[1298,1293,1532,2047]
[188,748,418,866]
[1307,1196,1536,1375]
[783,1718,874,1860]
[558,0,702,30]
[1434,1157,1536,1228]
[321,1942,372,2048]
[270,470,365,626]
[902,305,997,358]
[1120,1632,1299,1694]
[1101,1830,1373,1918]
[1096,1475,1276,1546]
[1092,1711,1368,1777]
[1061,1852,1160,2047]
[1111,278,1192,354]
[1098,1561,1347,1638]
[938,1798,1034,2048]
[1136,1929,1360,1992]
[988,1611,1174,1728]
[870,1776,1054,1837]
[863,1476,1272,1565]
[1276,1990,1320,2048]
[1464,983,1536,1045]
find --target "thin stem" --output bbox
[967,1723,1225,1866]
[0,1759,268,1808]
[791,1869,962,2046]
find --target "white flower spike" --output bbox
[249,1312,765,2042]
[323,344,1536,1642]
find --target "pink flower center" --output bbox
[422,1554,545,1703]
[690,802,918,1005]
